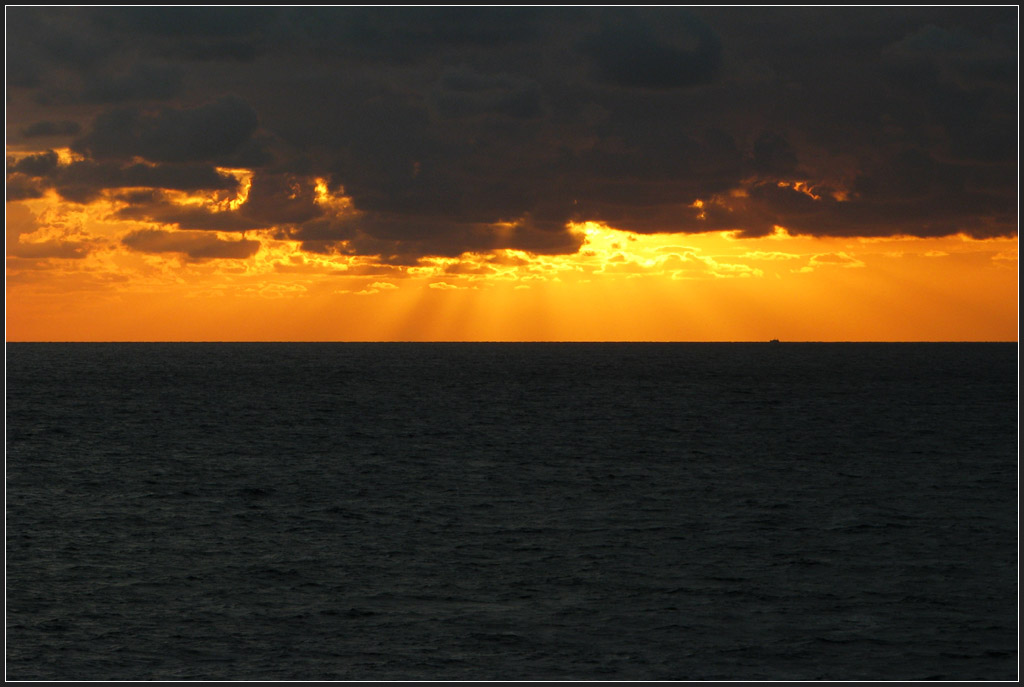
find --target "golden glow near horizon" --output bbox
[5,164,1019,341]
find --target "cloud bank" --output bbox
[7,7,1017,260]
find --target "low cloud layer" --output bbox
[122,228,260,261]
[7,7,1017,260]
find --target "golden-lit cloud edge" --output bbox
[7,187,1016,291]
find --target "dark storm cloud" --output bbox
[73,96,261,164]
[581,9,722,89]
[879,23,1017,166]
[6,150,56,199]
[78,63,184,104]
[9,151,60,177]
[6,7,112,78]
[115,203,271,233]
[432,66,544,120]
[243,174,323,225]
[6,7,1017,255]
[6,174,48,201]
[20,120,82,138]
[96,6,277,39]
[121,228,261,260]
[752,133,799,176]
[278,6,547,62]
[54,161,239,204]
[6,150,241,204]
[31,63,184,107]
[291,211,583,263]
[110,173,321,233]
[91,7,276,63]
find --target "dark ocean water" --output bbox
[5,343,1018,680]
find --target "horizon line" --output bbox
[4,340,1018,345]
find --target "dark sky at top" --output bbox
[6,7,1018,261]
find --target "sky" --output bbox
[5,7,1018,341]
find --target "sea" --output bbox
[5,342,1018,681]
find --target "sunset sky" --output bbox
[6,7,1017,341]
